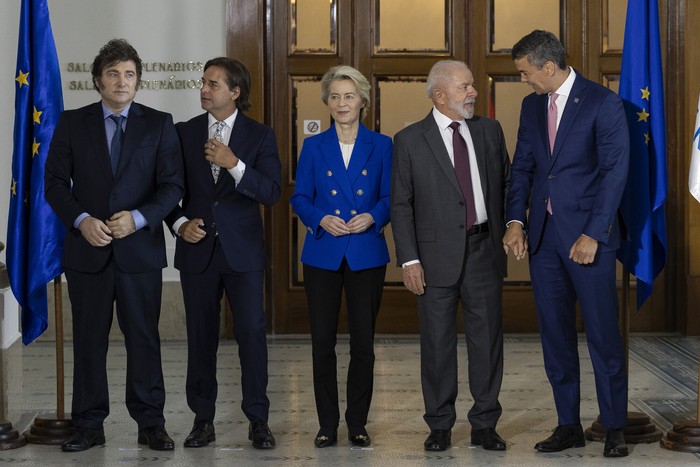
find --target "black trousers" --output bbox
[65,258,166,431]
[180,238,270,423]
[418,231,504,431]
[303,260,386,432]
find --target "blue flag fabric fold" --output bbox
[7,0,65,345]
[617,0,668,309]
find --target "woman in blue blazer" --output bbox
[290,65,392,448]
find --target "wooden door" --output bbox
[227,0,671,334]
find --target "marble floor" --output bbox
[4,334,700,466]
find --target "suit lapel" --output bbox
[228,111,245,157]
[552,76,586,161]
[421,113,462,197]
[346,124,373,185]
[84,102,113,181]
[466,117,489,197]
[319,128,354,201]
[535,94,550,158]
[117,103,145,177]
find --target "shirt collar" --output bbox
[431,107,463,131]
[552,66,576,98]
[102,102,131,119]
[208,109,238,130]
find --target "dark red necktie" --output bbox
[449,121,477,229]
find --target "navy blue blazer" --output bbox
[166,111,282,274]
[290,124,392,271]
[45,101,184,273]
[506,73,630,254]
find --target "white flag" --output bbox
[690,94,700,202]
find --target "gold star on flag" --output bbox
[15,70,29,88]
[11,179,17,196]
[644,133,650,145]
[32,138,40,157]
[637,108,650,122]
[641,87,650,100]
[33,106,43,124]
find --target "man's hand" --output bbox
[403,263,426,295]
[503,222,528,260]
[205,139,239,169]
[106,211,136,239]
[178,218,207,244]
[346,213,374,234]
[569,235,598,264]
[79,216,113,247]
[320,215,351,237]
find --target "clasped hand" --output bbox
[320,213,374,237]
[79,211,135,247]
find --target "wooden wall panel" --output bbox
[223,0,700,334]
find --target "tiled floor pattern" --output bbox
[3,335,700,466]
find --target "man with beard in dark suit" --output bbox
[391,60,510,453]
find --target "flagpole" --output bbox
[54,277,64,420]
[23,278,74,444]
[585,268,662,443]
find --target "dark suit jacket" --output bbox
[506,73,630,254]
[45,101,184,273]
[391,111,510,286]
[290,124,392,271]
[166,111,281,273]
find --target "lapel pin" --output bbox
[574,97,580,103]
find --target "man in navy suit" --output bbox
[503,30,630,457]
[45,39,183,452]
[166,57,281,449]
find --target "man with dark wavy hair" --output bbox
[45,39,183,452]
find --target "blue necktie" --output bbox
[109,114,125,174]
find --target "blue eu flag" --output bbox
[617,0,667,309]
[7,0,65,344]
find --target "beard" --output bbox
[448,99,475,119]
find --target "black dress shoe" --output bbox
[471,427,506,450]
[61,428,105,452]
[534,424,585,452]
[248,419,276,449]
[604,428,629,457]
[137,426,175,451]
[314,428,338,448]
[184,420,216,448]
[349,428,371,447]
[424,429,451,451]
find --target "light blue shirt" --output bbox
[73,102,146,231]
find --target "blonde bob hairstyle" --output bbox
[320,65,371,120]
